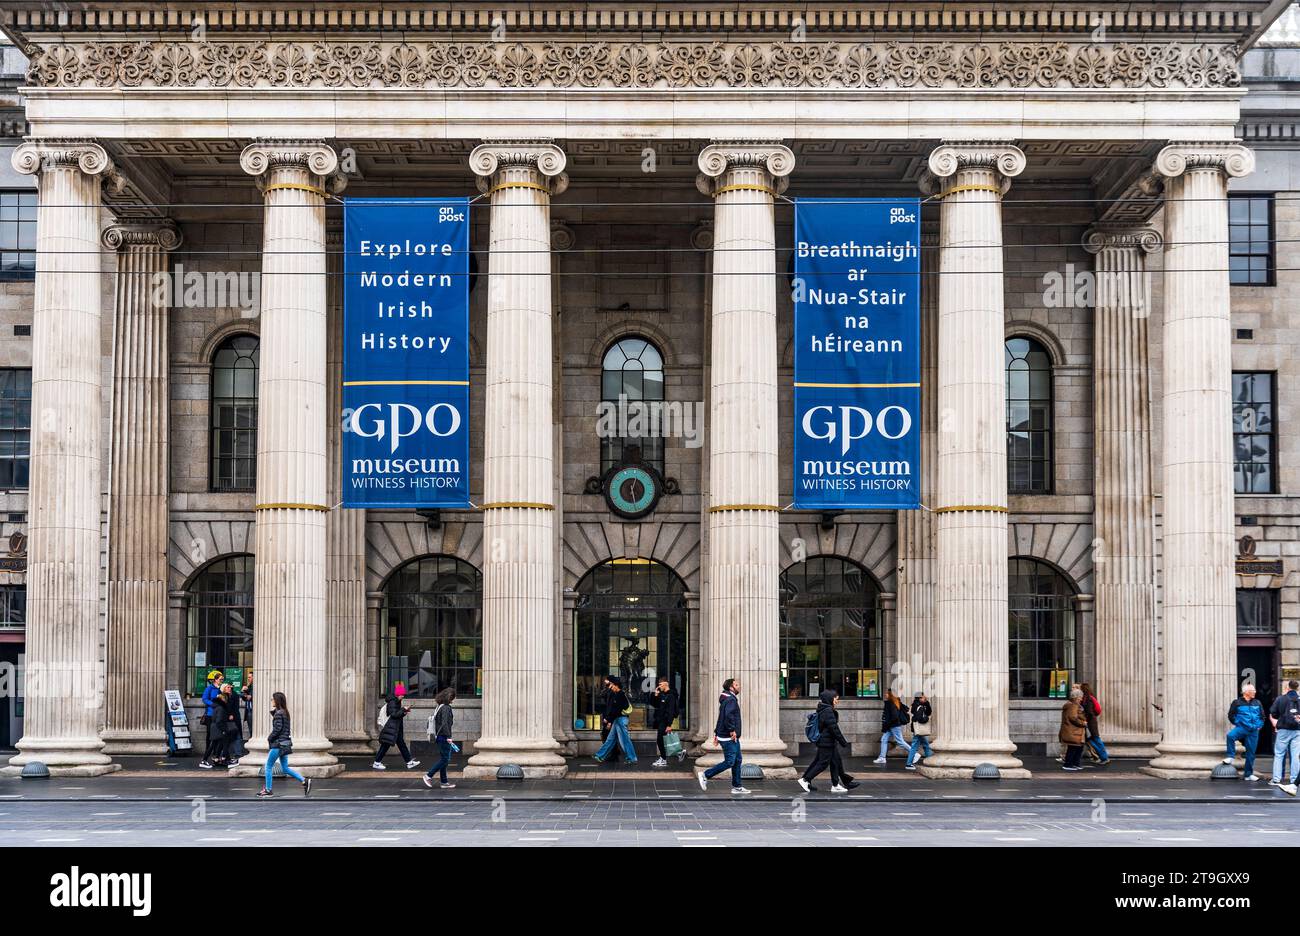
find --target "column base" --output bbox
[1098,734,1162,760]
[917,745,1029,779]
[1143,742,1223,778]
[2,738,121,777]
[465,738,568,779]
[325,731,375,756]
[101,729,169,756]
[228,742,343,779]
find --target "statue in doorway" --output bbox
[619,637,650,699]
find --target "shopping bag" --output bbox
[663,730,683,758]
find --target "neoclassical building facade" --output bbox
[0,0,1295,778]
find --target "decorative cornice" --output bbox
[22,40,1244,91]
[239,140,348,193]
[1082,225,1162,254]
[1153,142,1256,179]
[101,222,183,252]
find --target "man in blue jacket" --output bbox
[198,670,224,768]
[1223,683,1265,781]
[698,678,748,795]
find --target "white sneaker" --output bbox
[371,761,386,770]
[405,759,420,769]
[731,786,751,795]
[1223,757,1234,765]
[1245,774,1261,782]
[652,758,668,767]
[830,784,848,793]
[797,778,811,793]
[1269,778,1283,785]
[1284,784,1298,797]
[873,756,887,765]
[696,771,708,791]
[905,763,917,771]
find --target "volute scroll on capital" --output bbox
[695,141,795,197]
[1153,142,1255,180]
[101,222,183,253]
[469,141,569,197]
[12,139,125,194]
[1082,226,1162,255]
[925,141,1026,196]
[239,140,349,195]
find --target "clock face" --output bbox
[605,465,660,519]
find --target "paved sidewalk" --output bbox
[2,753,1293,803]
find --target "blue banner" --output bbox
[342,198,471,508]
[793,198,921,510]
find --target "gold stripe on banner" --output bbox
[793,381,921,389]
[343,380,470,387]
[263,183,327,197]
[256,503,330,512]
[708,504,781,513]
[932,504,1009,514]
[480,502,555,511]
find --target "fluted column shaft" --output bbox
[1085,226,1161,757]
[236,141,346,776]
[102,222,181,755]
[895,231,939,700]
[465,141,568,778]
[324,227,370,753]
[1146,143,1255,777]
[4,141,121,775]
[922,142,1028,778]
[696,141,794,775]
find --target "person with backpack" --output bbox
[1268,678,1300,794]
[1079,682,1110,765]
[256,691,310,798]
[874,689,911,765]
[373,682,420,770]
[649,676,683,767]
[698,678,748,795]
[905,691,934,770]
[1225,683,1265,781]
[198,670,225,769]
[422,687,457,789]
[798,689,857,793]
[593,675,637,765]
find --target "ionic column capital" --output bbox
[469,140,568,196]
[1082,225,1161,256]
[239,140,348,195]
[12,138,124,192]
[101,221,183,253]
[925,141,1025,196]
[695,140,795,197]
[1153,142,1255,180]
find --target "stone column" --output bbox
[234,141,346,777]
[1145,143,1255,777]
[695,141,795,777]
[920,142,1029,779]
[464,141,568,778]
[894,231,939,701]
[3,141,121,776]
[324,226,371,754]
[1083,225,1162,758]
[101,221,182,755]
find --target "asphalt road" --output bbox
[2,796,1297,846]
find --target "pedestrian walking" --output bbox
[905,691,934,770]
[373,682,420,770]
[650,676,683,767]
[1080,682,1110,765]
[241,677,254,732]
[1269,678,1300,794]
[1225,683,1265,781]
[697,678,748,795]
[874,689,911,765]
[422,687,458,789]
[198,670,225,768]
[217,681,244,768]
[256,691,310,798]
[1059,687,1088,770]
[593,675,637,765]
[597,679,621,763]
[798,689,857,793]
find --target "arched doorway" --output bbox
[1008,557,1078,699]
[381,555,482,699]
[779,556,883,700]
[573,559,688,733]
[184,555,255,698]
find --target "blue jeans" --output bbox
[264,748,304,791]
[1272,728,1300,783]
[595,716,637,764]
[425,739,453,783]
[1225,725,1260,776]
[1087,734,1109,761]
[879,727,908,759]
[906,734,933,765]
[704,738,743,787]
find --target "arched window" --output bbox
[1008,557,1077,699]
[381,556,482,699]
[185,555,254,697]
[1005,336,1053,494]
[779,556,882,700]
[210,335,259,492]
[573,558,688,731]
[600,336,665,474]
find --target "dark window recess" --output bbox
[1236,329,1254,340]
[1005,336,1054,494]
[0,191,37,281]
[1237,589,1280,635]
[209,335,259,492]
[12,325,30,337]
[1229,194,1275,286]
[6,513,22,522]
[600,336,666,475]
[0,368,32,490]
[1233,371,1277,494]
[1238,516,1258,527]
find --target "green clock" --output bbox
[604,464,660,519]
